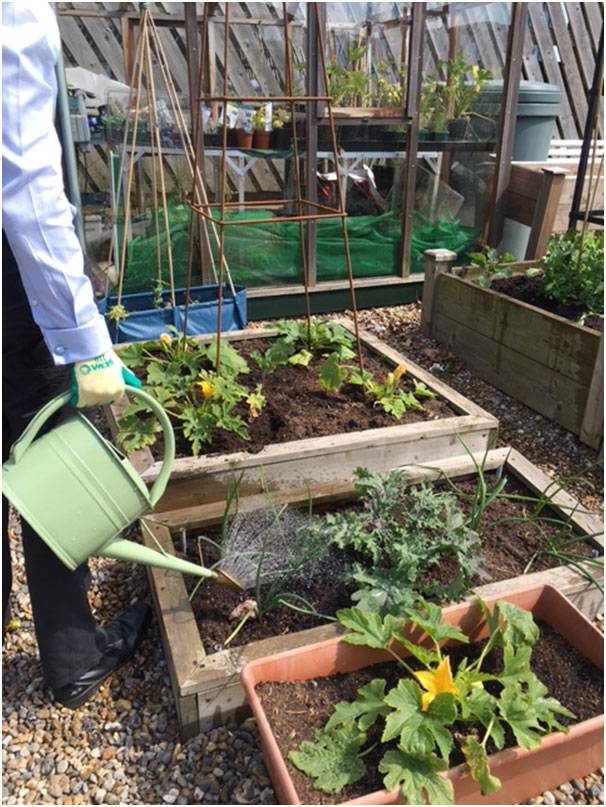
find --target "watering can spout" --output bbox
[101,536,242,588]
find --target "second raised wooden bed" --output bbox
[140,447,603,739]
[421,250,603,449]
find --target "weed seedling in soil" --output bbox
[289,598,575,804]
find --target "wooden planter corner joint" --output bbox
[421,250,604,450]
[105,323,499,514]
[140,447,603,739]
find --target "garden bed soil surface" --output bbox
[490,275,603,332]
[141,338,455,460]
[183,477,593,655]
[255,622,604,804]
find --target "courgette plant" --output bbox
[116,327,266,455]
[289,598,575,805]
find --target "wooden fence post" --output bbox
[422,248,457,337]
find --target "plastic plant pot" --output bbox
[271,128,291,150]
[253,130,272,149]
[448,117,470,140]
[234,129,253,149]
[240,583,604,806]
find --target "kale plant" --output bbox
[310,468,485,615]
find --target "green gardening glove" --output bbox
[70,349,142,408]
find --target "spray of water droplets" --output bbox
[214,504,328,591]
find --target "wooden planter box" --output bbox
[140,447,603,739]
[105,322,498,513]
[421,250,604,449]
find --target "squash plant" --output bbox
[252,320,435,417]
[116,319,439,457]
[289,598,575,804]
[116,328,265,455]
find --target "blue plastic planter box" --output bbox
[99,284,247,343]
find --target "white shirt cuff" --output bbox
[43,315,113,365]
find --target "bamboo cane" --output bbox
[116,12,149,305]
[144,29,176,308]
[143,31,164,296]
[147,16,236,296]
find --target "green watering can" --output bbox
[2,389,240,588]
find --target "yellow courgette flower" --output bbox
[386,363,406,386]
[159,332,172,347]
[413,656,459,711]
[198,380,216,399]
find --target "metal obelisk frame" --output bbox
[189,2,365,373]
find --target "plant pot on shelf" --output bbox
[241,583,603,806]
[203,132,221,148]
[253,130,272,149]
[271,128,292,151]
[431,130,449,142]
[234,129,253,149]
[448,117,471,140]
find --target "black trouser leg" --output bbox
[2,491,11,630]
[2,232,106,689]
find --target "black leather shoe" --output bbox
[53,602,151,709]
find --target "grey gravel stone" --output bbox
[92,787,107,804]
[543,791,557,805]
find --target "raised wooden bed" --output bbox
[422,250,604,449]
[140,447,603,739]
[105,322,498,513]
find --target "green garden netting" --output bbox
[120,205,477,295]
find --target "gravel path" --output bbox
[3,304,603,805]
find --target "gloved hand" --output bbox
[70,349,142,408]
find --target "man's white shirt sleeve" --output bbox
[2,2,111,365]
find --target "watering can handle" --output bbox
[9,388,175,507]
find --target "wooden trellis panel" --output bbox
[58,1,603,194]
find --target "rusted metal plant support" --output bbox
[568,23,604,230]
[191,2,365,372]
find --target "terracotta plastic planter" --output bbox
[234,129,253,149]
[253,130,272,149]
[241,584,603,805]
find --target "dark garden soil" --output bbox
[491,275,603,331]
[255,622,604,804]
[183,476,594,655]
[145,338,455,460]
